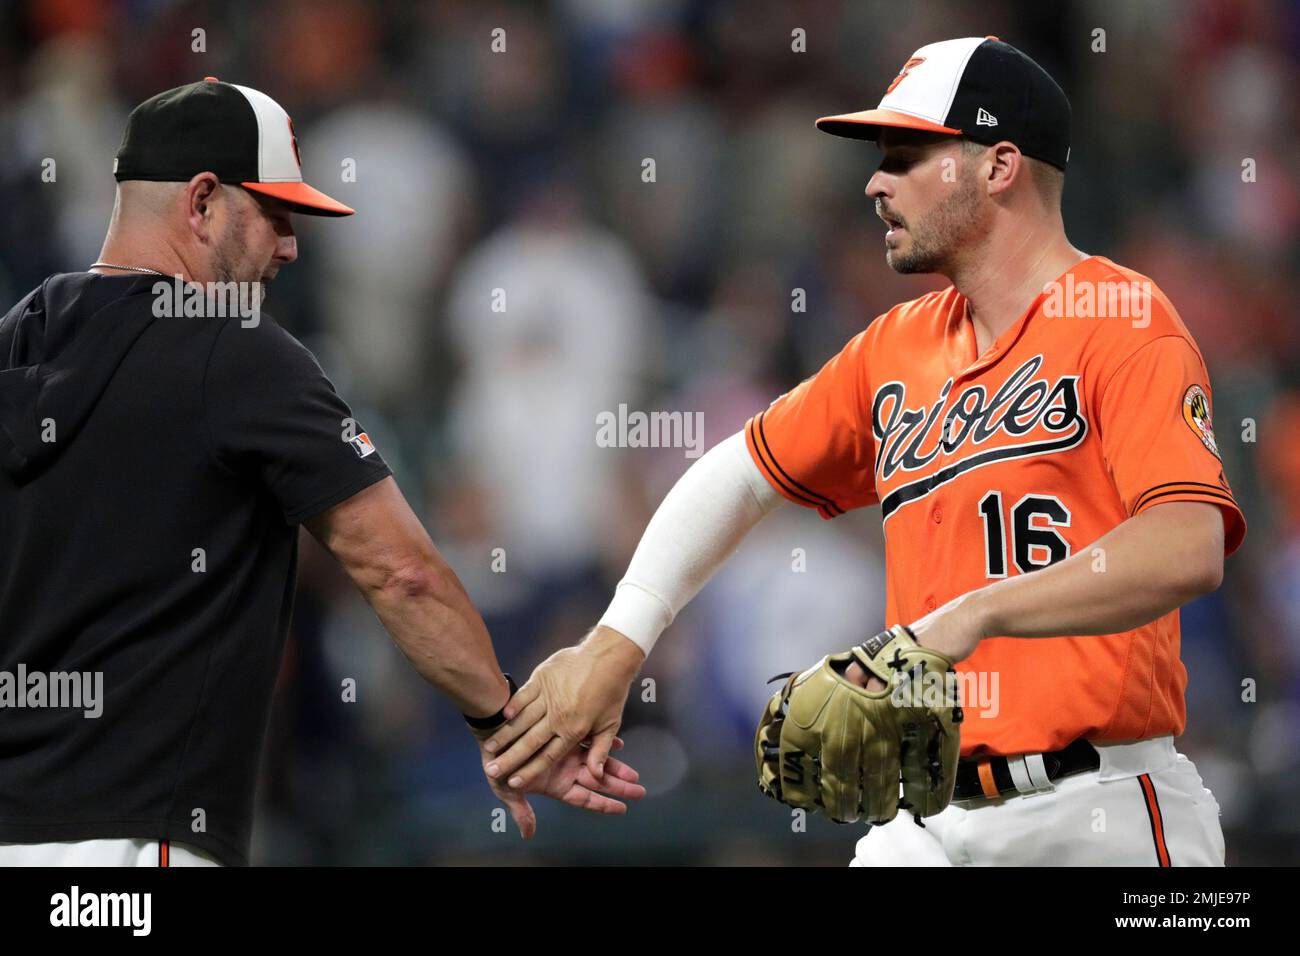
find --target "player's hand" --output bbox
[479,736,646,839]
[907,589,989,662]
[481,626,645,791]
[844,666,889,692]
[845,590,990,687]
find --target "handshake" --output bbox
[469,626,649,839]
[470,621,968,838]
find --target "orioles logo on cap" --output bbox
[1182,384,1220,459]
[286,115,302,170]
[885,57,926,95]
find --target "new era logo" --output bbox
[349,432,377,458]
[976,107,998,127]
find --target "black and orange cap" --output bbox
[816,37,1072,170]
[113,77,354,216]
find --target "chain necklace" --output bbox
[88,262,168,277]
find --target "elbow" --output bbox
[1180,550,1224,599]
[372,557,445,602]
[1163,503,1227,600]
[1200,555,1225,595]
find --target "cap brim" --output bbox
[815,108,962,141]
[241,180,354,217]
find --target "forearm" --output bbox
[307,478,509,719]
[363,557,508,719]
[485,433,784,786]
[970,501,1225,640]
[598,431,785,655]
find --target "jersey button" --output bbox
[933,506,942,524]
[924,596,936,611]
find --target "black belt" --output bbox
[952,738,1100,801]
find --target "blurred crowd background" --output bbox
[1,0,1297,865]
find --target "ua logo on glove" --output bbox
[782,750,805,786]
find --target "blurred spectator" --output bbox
[304,101,475,411]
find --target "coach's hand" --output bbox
[479,735,646,839]
[481,626,645,792]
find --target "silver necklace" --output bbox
[88,261,168,276]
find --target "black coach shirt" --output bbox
[0,273,391,865]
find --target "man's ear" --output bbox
[985,142,1024,198]
[184,172,223,242]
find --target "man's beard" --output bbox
[212,233,267,304]
[212,235,248,284]
[886,174,982,275]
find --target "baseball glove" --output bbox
[755,624,963,825]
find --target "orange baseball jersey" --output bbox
[745,255,1246,757]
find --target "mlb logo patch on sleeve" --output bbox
[348,432,377,459]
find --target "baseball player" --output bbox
[482,37,1245,866]
[0,78,641,866]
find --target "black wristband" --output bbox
[463,673,518,731]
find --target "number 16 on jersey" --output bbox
[978,491,1071,578]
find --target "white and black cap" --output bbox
[817,37,1071,170]
[113,76,354,216]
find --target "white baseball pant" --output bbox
[850,735,1225,866]
[0,838,223,866]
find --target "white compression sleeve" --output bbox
[597,430,785,655]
